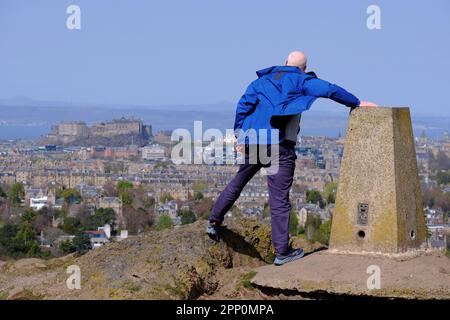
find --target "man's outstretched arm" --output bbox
[303,77,376,107]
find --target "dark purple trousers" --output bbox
[209,141,296,255]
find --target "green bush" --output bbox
[306,190,325,208]
[181,210,197,225]
[120,191,134,207]
[117,180,134,192]
[62,217,81,235]
[297,225,305,234]
[289,208,299,235]
[60,188,82,204]
[0,222,41,258]
[21,208,36,223]
[59,239,76,254]
[436,170,450,185]
[73,233,91,254]
[312,219,332,245]
[240,271,257,290]
[8,182,24,206]
[0,186,6,198]
[155,214,173,231]
[194,191,204,201]
[322,182,337,204]
[83,208,116,231]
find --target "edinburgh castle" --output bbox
[42,117,152,146]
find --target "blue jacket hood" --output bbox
[256,65,303,78]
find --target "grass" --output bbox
[446,249,450,259]
[123,280,142,292]
[163,283,185,298]
[239,271,257,290]
[11,288,44,300]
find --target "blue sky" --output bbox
[1,0,450,116]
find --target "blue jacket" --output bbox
[234,66,360,144]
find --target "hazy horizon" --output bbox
[0,100,448,140]
[2,1,450,117]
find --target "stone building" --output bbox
[98,196,124,227]
[90,118,143,137]
[141,144,167,161]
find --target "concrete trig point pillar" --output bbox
[330,107,426,253]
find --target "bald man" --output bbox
[207,51,377,266]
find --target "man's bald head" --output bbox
[285,51,307,71]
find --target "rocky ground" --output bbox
[2,219,446,300]
[252,250,450,300]
[0,219,323,300]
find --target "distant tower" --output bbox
[418,130,428,145]
[443,130,450,142]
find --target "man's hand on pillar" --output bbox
[359,101,378,107]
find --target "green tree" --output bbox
[21,208,36,224]
[60,188,81,204]
[117,180,133,192]
[306,190,323,204]
[181,210,197,225]
[27,242,41,257]
[435,170,450,185]
[72,233,91,254]
[0,186,6,198]
[62,217,81,235]
[0,224,20,256]
[289,208,299,235]
[54,208,67,219]
[59,239,76,254]
[8,182,24,206]
[14,222,40,256]
[194,191,204,201]
[155,214,173,231]
[313,219,333,245]
[297,225,305,234]
[120,191,134,207]
[322,182,337,204]
[84,208,116,230]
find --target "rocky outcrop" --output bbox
[0,219,279,300]
[3,218,444,300]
